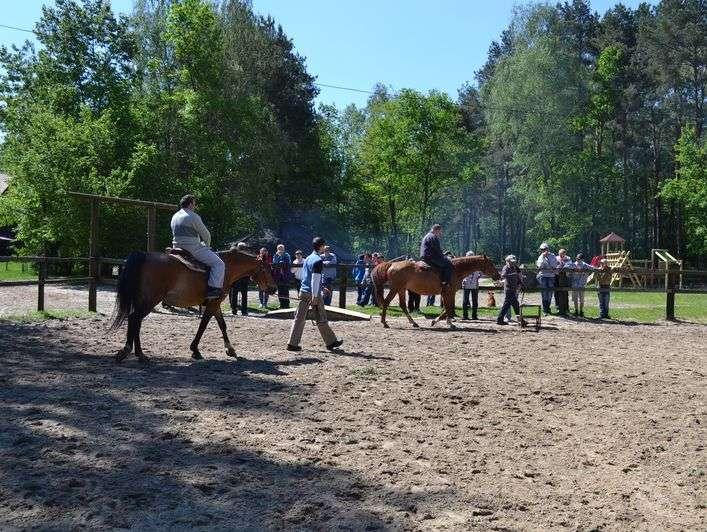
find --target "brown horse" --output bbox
[109,248,276,363]
[372,255,500,329]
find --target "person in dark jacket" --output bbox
[353,253,367,305]
[420,223,452,286]
[228,242,249,315]
[497,255,523,325]
[272,244,293,309]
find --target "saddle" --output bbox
[165,247,208,274]
[414,260,433,273]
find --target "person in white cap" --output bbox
[461,251,481,320]
[497,254,523,325]
[536,242,558,315]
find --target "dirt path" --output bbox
[1,313,705,530]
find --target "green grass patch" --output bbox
[347,291,707,324]
[0,309,97,323]
[351,366,378,379]
[0,262,37,281]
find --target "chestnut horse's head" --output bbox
[480,255,501,281]
[253,257,277,295]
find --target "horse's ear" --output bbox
[483,254,488,260]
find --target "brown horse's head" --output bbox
[253,257,277,294]
[480,255,501,280]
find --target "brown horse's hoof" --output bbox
[226,347,238,358]
[191,350,204,360]
[412,322,420,328]
[382,322,390,329]
[115,348,130,363]
[136,354,150,364]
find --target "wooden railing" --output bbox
[2,256,706,321]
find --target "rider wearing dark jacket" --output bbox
[420,223,453,285]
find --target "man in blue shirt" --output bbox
[287,237,343,352]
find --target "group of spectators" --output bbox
[229,243,346,314]
[352,252,386,307]
[532,242,613,319]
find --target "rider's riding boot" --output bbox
[205,287,223,300]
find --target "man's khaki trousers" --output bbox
[288,291,337,347]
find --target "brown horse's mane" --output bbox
[216,248,259,260]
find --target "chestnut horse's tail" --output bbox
[109,251,147,331]
[371,261,393,308]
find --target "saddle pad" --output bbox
[165,248,208,274]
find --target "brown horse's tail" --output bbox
[371,262,392,307]
[109,251,147,331]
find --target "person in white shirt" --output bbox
[461,251,482,320]
[170,194,224,299]
[536,242,558,315]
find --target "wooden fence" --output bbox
[1,255,706,321]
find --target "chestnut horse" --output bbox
[372,255,500,329]
[109,249,276,363]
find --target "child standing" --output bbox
[461,251,481,320]
[571,253,592,317]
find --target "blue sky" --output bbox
[2,0,657,108]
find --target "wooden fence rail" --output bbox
[1,255,706,320]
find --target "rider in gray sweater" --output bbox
[170,194,224,299]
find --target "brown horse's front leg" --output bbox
[397,290,419,328]
[190,307,214,360]
[445,289,457,329]
[380,288,397,329]
[213,308,237,358]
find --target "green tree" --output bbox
[660,127,707,256]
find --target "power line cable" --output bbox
[0,23,34,34]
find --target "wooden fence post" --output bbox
[37,257,46,312]
[665,262,677,321]
[338,266,347,309]
[88,199,99,312]
[146,206,157,252]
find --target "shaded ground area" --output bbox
[0,313,705,530]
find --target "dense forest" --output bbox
[0,0,705,264]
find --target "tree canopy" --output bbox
[0,0,704,265]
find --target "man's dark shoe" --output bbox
[286,344,302,352]
[496,320,507,325]
[463,314,469,320]
[579,311,584,317]
[205,287,223,300]
[326,339,344,351]
[472,315,478,320]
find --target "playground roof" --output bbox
[599,232,625,243]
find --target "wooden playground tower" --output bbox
[595,232,643,288]
[589,232,684,289]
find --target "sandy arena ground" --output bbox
[0,307,705,530]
